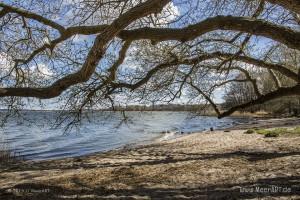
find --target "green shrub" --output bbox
[256,129,269,135]
[291,127,300,135]
[256,127,300,137]
[256,128,287,138]
[273,128,288,134]
[244,129,255,134]
[265,132,280,137]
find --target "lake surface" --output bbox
[0,111,246,160]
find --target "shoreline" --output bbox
[123,117,300,151]
[0,117,299,199]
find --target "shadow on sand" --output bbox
[1,150,300,173]
[0,176,299,199]
[1,149,300,199]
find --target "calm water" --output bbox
[0,111,246,160]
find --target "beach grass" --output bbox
[0,142,22,164]
[291,126,300,134]
[255,127,300,137]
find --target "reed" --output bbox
[0,142,23,164]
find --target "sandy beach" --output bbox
[0,118,299,199]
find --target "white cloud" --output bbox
[72,34,93,43]
[142,2,180,27]
[37,63,53,76]
[29,63,54,78]
[0,53,53,78]
[157,2,180,25]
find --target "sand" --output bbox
[0,118,299,199]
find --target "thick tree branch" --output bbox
[0,3,65,33]
[0,0,171,99]
[219,84,300,118]
[16,16,300,66]
[115,60,178,90]
[115,52,299,93]
[231,66,261,97]
[119,16,300,50]
[211,79,251,88]
[107,40,132,81]
[207,52,299,82]
[1,0,299,120]
[87,40,132,99]
[189,81,221,116]
[0,8,8,18]
[268,69,282,88]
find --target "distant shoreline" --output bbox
[0,108,281,119]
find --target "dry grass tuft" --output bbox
[0,142,23,164]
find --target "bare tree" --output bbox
[0,0,299,120]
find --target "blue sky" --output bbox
[0,0,281,109]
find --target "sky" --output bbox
[0,0,280,110]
